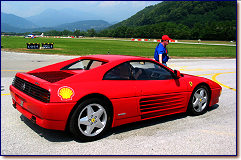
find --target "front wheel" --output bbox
[188,85,210,116]
[69,98,112,141]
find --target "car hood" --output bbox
[182,73,221,90]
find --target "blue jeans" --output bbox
[162,62,167,66]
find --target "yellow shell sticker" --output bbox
[189,81,193,87]
[58,86,75,101]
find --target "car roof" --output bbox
[82,54,150,63]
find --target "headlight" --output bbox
[12,77,16,85]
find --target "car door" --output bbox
[103,62,140,120]
[129,61,189,120]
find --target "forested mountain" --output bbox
[1,11,110,33]
[101,1,236,40]
[1,12,38,30]
[1,23,24,33]
[26,9,103,27]
[56,20,111,31]
[112,1,236,28]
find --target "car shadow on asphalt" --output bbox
[106,112,188,138]
[207,104,219,112]
[107,104,220,137]
[20,115,74,142]
[20,104,219,143]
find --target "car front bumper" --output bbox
[210,87,222,107]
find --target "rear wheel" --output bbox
[69,98,112,141]
[188,85,209,116]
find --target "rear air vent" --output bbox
[30,71,74,83]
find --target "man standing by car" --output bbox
[154,35,173,66]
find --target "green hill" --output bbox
[112,1,236,28]
[103,1,236,40]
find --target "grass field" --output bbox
[1,36,236,58]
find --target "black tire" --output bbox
[69,98,112,142]
[188,85,210,116]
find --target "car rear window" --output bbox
[61,59,106,70]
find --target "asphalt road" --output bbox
[1,51,237,155]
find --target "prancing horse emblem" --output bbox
[22,83,26,90]
[189,81,193,87]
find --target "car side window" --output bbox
[66,60,91,70]
[89,61,105,69]
[61,59,105,70]
[130,61,173,80]
[103,62,132,80]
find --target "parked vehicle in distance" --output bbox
[24,33,44,38]
[10,55,222,141]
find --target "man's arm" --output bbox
[157,45,164,63]
[159,54,162,63]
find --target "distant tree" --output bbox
[24,32,31,35]
[98,29,111,37]
[125,27,135,38]
[80,31,87,37]
[73,30,81,36]
[45,30,62,36]
[87,29,96,37]
[62,30,73,36]
[191,23,203,39]
[32,31,42,35]
[113,26,128,38]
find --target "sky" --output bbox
[1,1,162,22]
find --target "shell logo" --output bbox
[58,86,75,101]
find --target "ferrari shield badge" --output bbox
[58,86,75,101]
[189,81,193,87]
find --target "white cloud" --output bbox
[131,1,161,8]
[1,2,12,14]
[98,1,127,7]
[131,1,147,7]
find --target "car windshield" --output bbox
[61,59,106,70]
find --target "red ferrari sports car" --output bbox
[10,55,222,141]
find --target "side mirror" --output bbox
[174,70,181,79]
